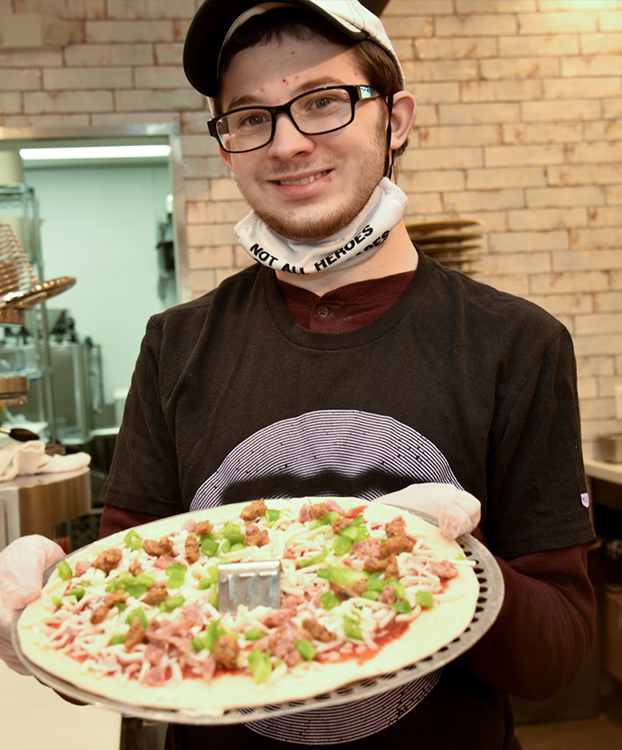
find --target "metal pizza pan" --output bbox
[12,509,504,725]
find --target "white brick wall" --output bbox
[1,0,621,456]
[383,0,622,458]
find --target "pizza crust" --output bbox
[17,498,479,716]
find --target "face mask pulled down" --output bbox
[234,177,408,276]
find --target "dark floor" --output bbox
[515,690,622,749]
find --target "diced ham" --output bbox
[426,560,458,580]
[298,503,313,523]
[263,610,294,629]
[182,519,196,532]
[378,586,396,605]
[268,624,301,666]
[75,561,91,576]
[182,602,204,627]
[169,634,193,656]
[281,594,304,609]
[325,499,346,516]
[143,666,168,686]
[145,644,164,666]
[352,539,383,560]
[153,555,178,569]
[201,656,217,682]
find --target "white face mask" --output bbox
[234,177,408,276]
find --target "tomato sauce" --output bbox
[316,618,409,665]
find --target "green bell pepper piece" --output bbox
[123,529,143,551]
[295,639,316,661]
[332,536,352,556]
[298,546,328,569]
[125,606,149,628]
[159,594,185,612]
[247,648,272,684]
[416,590,434,609]
[165,563,187,589]
[317,565,368,587]
[343,614,363,641]
[244,628,266,641]
[265,509,281,527]
[56,560,72,581]
[319,591,341,611]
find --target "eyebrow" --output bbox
[225,76,350,111]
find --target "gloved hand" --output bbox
[376,483,481,539]
[0,535,65,675]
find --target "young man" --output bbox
[0,2,595,749]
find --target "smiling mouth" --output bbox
[276,171,329,186]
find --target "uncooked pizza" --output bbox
[17,497,479,716]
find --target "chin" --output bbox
[260,206,366,243]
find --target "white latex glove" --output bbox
[0,535,65,675]
[376,483,481,540]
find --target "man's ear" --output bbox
[389,91,417,150]
[218,144,234,172]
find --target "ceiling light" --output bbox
[19,145,172,161]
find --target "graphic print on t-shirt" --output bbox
[190,409,462,510]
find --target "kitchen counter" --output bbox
[585,458,622,514]
[0,466,91,548]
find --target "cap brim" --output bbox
[183,0,368,99]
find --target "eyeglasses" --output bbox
[208,85,380,154]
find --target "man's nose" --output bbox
[267,112,315,159]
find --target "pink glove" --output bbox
[0,535,65,675]
[376,483,481,539]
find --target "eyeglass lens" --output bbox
[216,87,355,152]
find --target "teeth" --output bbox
[279,171,327,186]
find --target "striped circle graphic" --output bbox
[190,409,462,511]
[244,668,442,745]
[189,409,461,741]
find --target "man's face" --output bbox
[218,36,388,242]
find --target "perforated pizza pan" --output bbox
[13,510,504,725]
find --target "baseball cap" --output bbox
[183,0,405,99]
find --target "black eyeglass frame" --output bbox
[208,84,380,154]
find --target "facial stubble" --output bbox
[233,111,389,243]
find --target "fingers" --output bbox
[0,535,65,608]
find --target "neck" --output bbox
[274,220,418,295]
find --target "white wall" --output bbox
[24,162,174,405]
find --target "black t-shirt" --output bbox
[103,250,591,559]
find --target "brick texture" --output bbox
[1,0,621,457]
